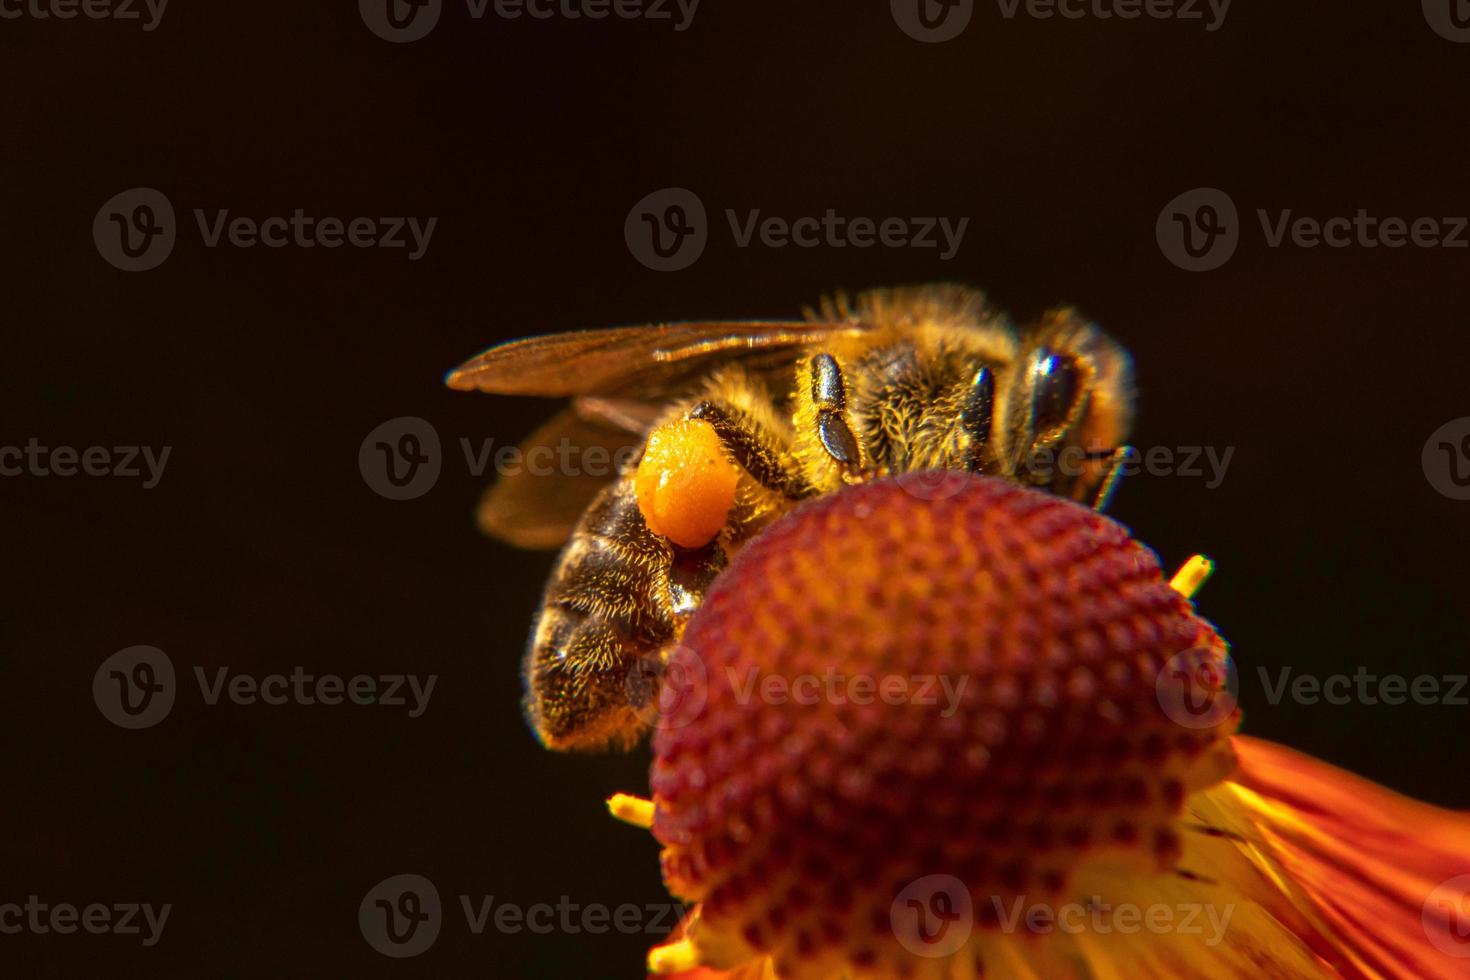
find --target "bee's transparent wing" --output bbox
[570,395,665,434]
[445,320,865,399]
[454,319,869,548]
[476,406,651,550]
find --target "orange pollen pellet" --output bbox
[635,418,740,549]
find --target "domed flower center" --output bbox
[645,474,1238,979]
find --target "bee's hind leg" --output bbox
[634,374,806,551]
[685,400,810,499]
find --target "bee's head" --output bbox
[1000,309,1135,502]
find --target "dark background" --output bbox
[3,1,1468,976]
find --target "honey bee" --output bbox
[447,285,1134,751]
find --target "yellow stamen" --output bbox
[1169,554,1213,599]
[607,792,654,829]
[647,938,701,975]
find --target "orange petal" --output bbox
[1224,734,1470,978]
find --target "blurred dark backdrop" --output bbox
[2,1,1468,976]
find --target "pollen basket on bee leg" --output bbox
[634,418,741,549]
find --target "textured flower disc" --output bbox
[649,474,1239,979]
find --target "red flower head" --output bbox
[605,474,1470,979]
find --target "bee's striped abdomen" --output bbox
[523,478,679,750]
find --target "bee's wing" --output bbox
[570,395,666,434]
[477,406,649,550]
[458,319,868,549]
[445,320,866,398]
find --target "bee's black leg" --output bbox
[808,352,864,478]
[1090,445,1135,510]
[960,365,996,473]
[686,401,810,499]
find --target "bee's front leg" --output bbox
[1088,444,1136,511]
[806,352,866,481]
